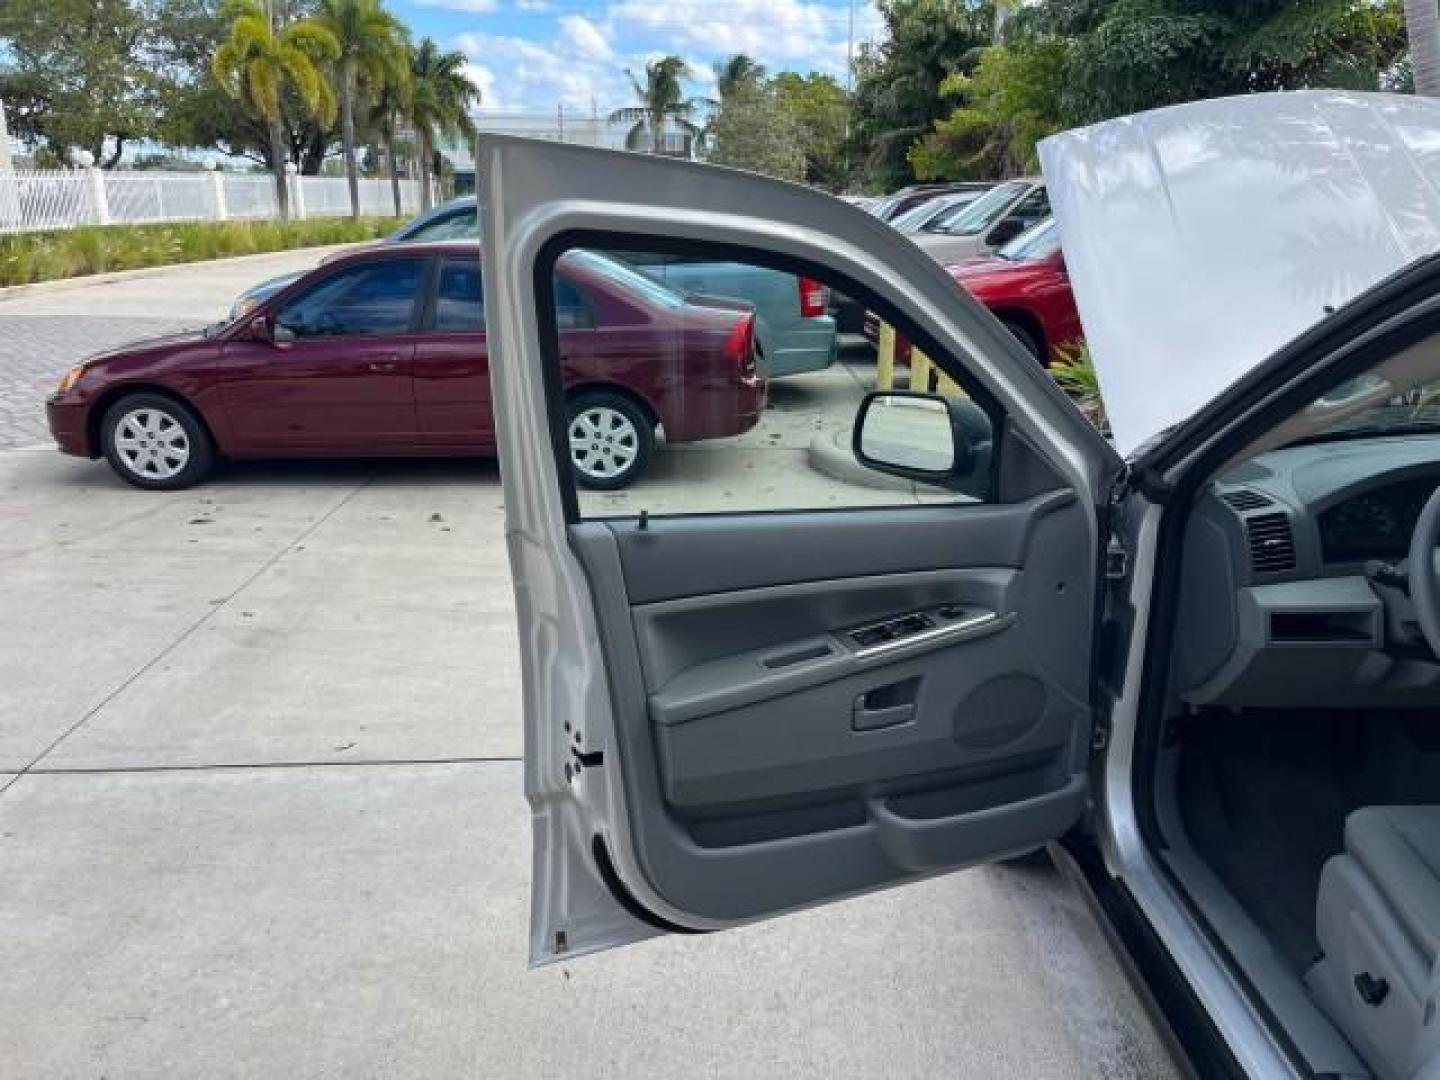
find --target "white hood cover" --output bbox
[1039,91,1440,457]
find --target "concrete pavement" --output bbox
[0,254,1179,1078]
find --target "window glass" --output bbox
[276,259,423,338]
[563,249,685,310]
[935,181,1028,236]
[554,277,593,330]
[543,242,997,517]
[1002,188,1050,230]
[403,208,478,242]
[433,259,484,332]
[998,217,1061,262]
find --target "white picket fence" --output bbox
[0,168,422,235]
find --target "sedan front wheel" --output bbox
[101,393,215,490]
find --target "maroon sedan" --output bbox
[46,243,766,490]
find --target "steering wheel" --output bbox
[1411,486,1440,659]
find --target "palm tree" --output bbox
[314,0,408,219]
[1405,0,1440,96]
[610,55,703,155]
[713,54,766,103]
[404,38,481,210]
[370,75,411,217]
[213,0,339,219]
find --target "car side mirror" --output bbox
[987,218,1025,246]
[853,390,993,496]
[247,314,274,343]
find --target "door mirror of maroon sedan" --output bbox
[246,314,294,346]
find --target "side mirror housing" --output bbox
[247,314,274,343]
[853,390,993,497]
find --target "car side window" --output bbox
[432,259,484,332]
[554,276,595,330]
[276,260,424,338]
[541,241,998,514]
[407,209,478,242]
[1004,188,1050,229]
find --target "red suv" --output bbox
[45,243,766,490]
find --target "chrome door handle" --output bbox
[366,359,398,372]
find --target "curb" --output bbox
[0,242,366,302]
[805,422,912,491]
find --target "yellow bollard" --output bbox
[933,368,963,397]
[876,320,896,391]
[909,346,933,394]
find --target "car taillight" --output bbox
[798,276,828,318]
[724,314,758,376]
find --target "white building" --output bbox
[440,108,699,193]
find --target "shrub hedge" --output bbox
[0,216,404,288]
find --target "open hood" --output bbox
[1039,90,1440,457]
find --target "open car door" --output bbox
[480,137,1123,964]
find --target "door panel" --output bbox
[571,488,1094,921]
[480,135,1120,963]
[219,337,418,452]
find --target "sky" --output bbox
[387,0,884,116]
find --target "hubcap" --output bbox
[568,405,639,480]
[114,407,190,481]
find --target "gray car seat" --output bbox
[1308,806,1440,1079]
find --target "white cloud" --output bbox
[560,15,615,63]
[414,0,500,12]
[456,30,633,113]
[450,0,883,113]
[462,61,500,109]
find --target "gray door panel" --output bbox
[610,490,1075,604]
[571,490,1094,922]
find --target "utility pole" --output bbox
[844,0,856,190]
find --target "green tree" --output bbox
[771,72,848,189]
[712,53,766,103]
[314,0,408,218]
[212,0,339,218]
[909,41,1067,179]
[706,80,806,181]
[0,0,162,166]
[847,0,997,191]
[610,55,704,155]
[404,37,480,210]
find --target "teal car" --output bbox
[606,252,839,378]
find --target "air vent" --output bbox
[1246,512,1297,574]
[1221,488,1274,512]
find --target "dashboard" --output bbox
[1171,434,1440,709]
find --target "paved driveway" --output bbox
[0,255,1178,1078]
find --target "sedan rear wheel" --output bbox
[101,393,214,490]
[566,391,654,490]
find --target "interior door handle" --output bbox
[852,678,920,732]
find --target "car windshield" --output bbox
[565,249,686,309]
[397,207,478,242]
[1302,376,1440,442]
[890,200,943,231]
[997,218,1061,262]
[934,180,1028,236]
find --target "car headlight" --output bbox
[55,364,86,394]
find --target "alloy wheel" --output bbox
[569,405,640,482]
[113,407,191,481]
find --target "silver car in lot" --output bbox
[909,178,1049,265]
[481,90,1440,1080]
